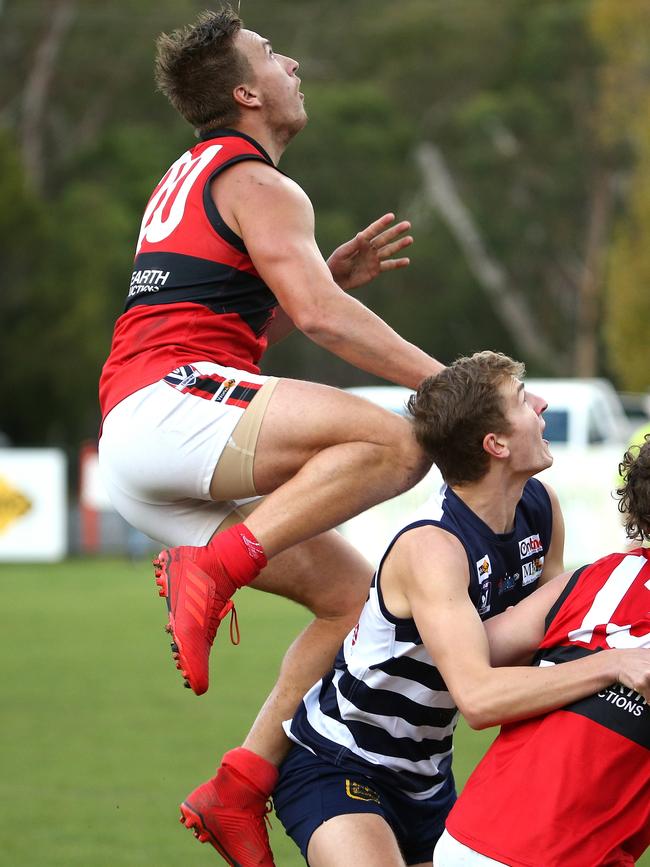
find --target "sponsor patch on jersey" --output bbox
[478,580,492,615]
[522,556,544,586]
[498,572,519,594]
[597,684,647,719]
[518,533,543,559]
[345,779,380,804]
[476,555,492,580]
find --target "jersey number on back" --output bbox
[568,556,650,650]
[136,145,222,253]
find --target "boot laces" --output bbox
[208,599,240,646]
[263,798,273,830]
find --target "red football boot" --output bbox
[153,546,239,696]
[180,767,276,867]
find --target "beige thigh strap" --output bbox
[211,376,279,501]
[214,498,262,535]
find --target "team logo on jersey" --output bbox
[476,555,492,579]
[351,622,360,647]
[478,580,492,615]
[345,780,380,804]
[497,571,519,594]
[518,533,543,559]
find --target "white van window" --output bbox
[542,409,569,444]
[587,410,606,445]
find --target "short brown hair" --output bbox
[154,7,252,131]
[616,434,650,542]
[408,351,525,486]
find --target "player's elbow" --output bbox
[456,692,499,731]
[294,306,341,344]
[293,308,327,337]
[459,708,493,731]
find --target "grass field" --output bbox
[1,558,647,866]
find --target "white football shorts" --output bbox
[98,362,275,547]
[433,830,509,867]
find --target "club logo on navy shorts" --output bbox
[345,779,380,804]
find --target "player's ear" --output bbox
[483,431,509,460]
[233,82,261,109]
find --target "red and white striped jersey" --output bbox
[446,547,650,867]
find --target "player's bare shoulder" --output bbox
[393,523,466,569]
[382,524,469,618]
[211,159,312,232]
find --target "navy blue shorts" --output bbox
[273,746,456,865]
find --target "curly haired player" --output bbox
[435,434,650,867]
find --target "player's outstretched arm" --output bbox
[216,162,443,389]
[482,571,572,667]
[385,526,650,729]
[265,213,413,346]
[326,212,413,292]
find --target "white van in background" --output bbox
[525,378,631,448]
[340,379,636,569]
[525,379,631,567]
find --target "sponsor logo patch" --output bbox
[598,684,647,718]
[345,780,380,804]
[214,378,235,403]
[497,572,519,594]
[477,580,492,615]
[519,534,543,559]
[522,556,544,586]
[476,555,492,579]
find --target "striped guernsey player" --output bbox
[435,435,650,867]
[97,6,444,865]
[273,352,650,867]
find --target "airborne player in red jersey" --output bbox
[98,6,444,866]
[435,436,650,867]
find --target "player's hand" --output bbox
[615,648,650,702]
[326,213,413,292]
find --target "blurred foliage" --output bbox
[0,0,648,447]
[590,0,650,391]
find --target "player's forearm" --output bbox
[297,293,443,389]
[456,650,623,730]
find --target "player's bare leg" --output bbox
[154,379,428,696]
[240,528,372,762]
[308,814,408,867]
[180,529,373,866]
[246,379,427,555]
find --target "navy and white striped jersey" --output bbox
[284,478,553,801]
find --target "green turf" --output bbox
[1,559,647,866]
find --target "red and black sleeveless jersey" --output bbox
[99,129,279,420]
[446,548,650,867]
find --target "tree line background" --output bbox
[1,0,649,450]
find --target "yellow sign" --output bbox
[0,475,32,534]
